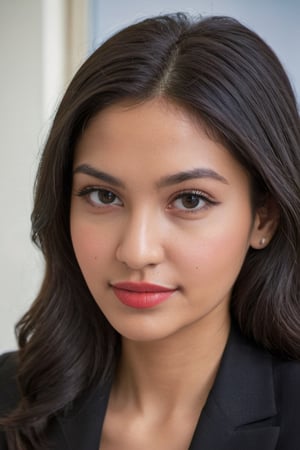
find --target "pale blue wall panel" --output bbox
[89,0,300,103]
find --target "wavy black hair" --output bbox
[1,12,300,449]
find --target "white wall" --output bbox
[90,0,300,103]
[0,0,88,353]
[0,1,44,352]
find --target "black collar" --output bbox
[57,325,279,449]
[189,324,279,449]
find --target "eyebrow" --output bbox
[73,164,125,188]
[73,164,228,188]
[157,168,228,187]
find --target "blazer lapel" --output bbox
[189,325,279,450]
[55,378,111,450]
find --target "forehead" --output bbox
[77,98,201,149]
[73,98,248,186]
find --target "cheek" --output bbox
[175,213,252,283]
[70,220,113,275]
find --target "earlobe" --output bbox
[258,236,267,247]
[250,197,279,250]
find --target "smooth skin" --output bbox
[70,98,277,449]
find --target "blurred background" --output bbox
[0,0,299,352]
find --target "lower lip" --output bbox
[112,288,176,309]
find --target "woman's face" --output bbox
[70,98,262,342]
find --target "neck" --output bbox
[112,313,230,415]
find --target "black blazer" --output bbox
[1,325,300,449]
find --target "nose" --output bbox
[116,208,165,270]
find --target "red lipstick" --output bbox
[111,282,176,309]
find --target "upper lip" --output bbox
[111,282,176,292]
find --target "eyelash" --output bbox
[76,186,123,207]
[168,190,217,213]
[76,186,217,214]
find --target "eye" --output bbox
[90,190,121,206]
[170,190,215,212]
[77,187,123,208]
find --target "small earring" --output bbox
[259,237,267,246]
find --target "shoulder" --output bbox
[229,327,300,446]
[273,355,300,405]
[272,356,300,447]
[0,352,20,415]
[273,356,300,397]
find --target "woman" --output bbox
[1,13,300,450]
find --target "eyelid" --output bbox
[75,185,123,207]
[76,184,120,196]
[170,189,216,203]
[167,189,218,213]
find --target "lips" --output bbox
[111,282,177,309]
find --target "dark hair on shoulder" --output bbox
[1,12,300,449]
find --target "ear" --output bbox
[250,196,279,250]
